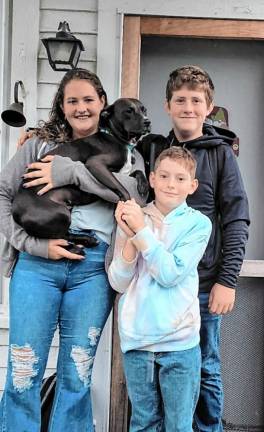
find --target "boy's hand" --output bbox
[120,199,145,233]
[122,238,137,262]
[115,201,135,237]
[23,155,55,195]
[208,283,235,315]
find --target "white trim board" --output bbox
[240,260,264,278]
[104,0,264,19]
[8,0,40,157]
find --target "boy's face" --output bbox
[149,157,198,215]
[165,85,213,142]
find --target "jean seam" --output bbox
[48,342,65,432]
[1,392,7,432]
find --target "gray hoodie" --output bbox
[0,136,147,277]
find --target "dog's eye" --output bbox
[126,108,135,114]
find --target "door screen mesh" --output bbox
[221,277,264,431]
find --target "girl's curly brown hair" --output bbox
[35,68,108,143]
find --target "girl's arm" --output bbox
[0,139,83,261]
[24,149,148,206]
[0,137,49,257]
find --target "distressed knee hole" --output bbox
[88,327,101,347]
[70,346,94,387]
[10,344,39,393]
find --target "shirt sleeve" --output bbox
[108,227,138,293]
[0,138,49,257]
[51,149,148,206]
[131,217,212,288]
[216,145,250,288]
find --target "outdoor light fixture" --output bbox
[41,21,85,71]
[1,80,26,127]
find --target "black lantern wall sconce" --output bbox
[1,80,26,127]
[1,22,84,128]
[41,21,85,71]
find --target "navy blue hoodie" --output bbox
[138,124,250,292]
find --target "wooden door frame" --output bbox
[121,16,264,98]
[110,15,264,432]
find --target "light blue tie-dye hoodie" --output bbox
[108,201,212,353]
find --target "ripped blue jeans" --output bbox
[0,235,114,432]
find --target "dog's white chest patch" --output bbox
[119,147,134,175]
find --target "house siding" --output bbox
[37,0,98,123]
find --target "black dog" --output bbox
[12,98,150,251]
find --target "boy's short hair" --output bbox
[166,65,214,107]
[154,146,197,179]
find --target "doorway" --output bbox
[140,35,264,429]
[110,16,264,432]
[140,35,264,260]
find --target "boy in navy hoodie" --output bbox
[138,65,250,432]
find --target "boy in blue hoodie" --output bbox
[108,146,212,431]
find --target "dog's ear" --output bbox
[100,104,114,126]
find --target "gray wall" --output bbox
[140,36,264,260]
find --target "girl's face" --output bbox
[61,79,105,139]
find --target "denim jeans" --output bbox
[123,345,201,432]
[0,235,114,432]
[194,292,223,432]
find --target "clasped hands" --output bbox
[115,199,145,237]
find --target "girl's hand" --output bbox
[120,199,145,233]
[48,239,84,260]
[115,201,135,237]
[17,130,34,148]
[23,155,55,195]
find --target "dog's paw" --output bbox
[65,244,86,256]
[67,234,99,249]
[119,190,131,202]
[81,237,99,248]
